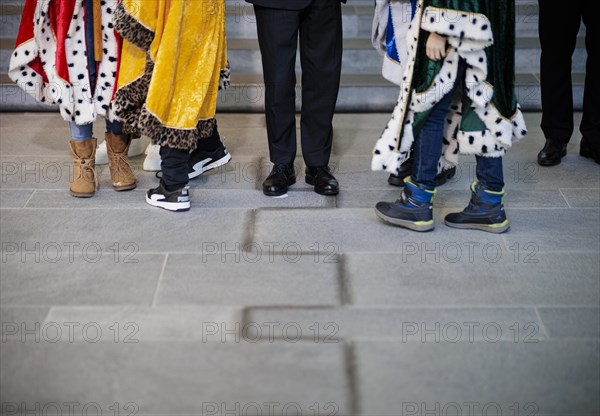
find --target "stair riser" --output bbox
[1,45,587,75]
[1,8,584,39]
[0,83,584,112]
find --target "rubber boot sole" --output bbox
[374,208,435,232]
[70,190,94,198]
[113,183,137,192]
[444,219,510,234]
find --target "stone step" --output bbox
[0,71,585,112]
[0,1,587,112]
[0,1,585,39]
[0,36,587,75]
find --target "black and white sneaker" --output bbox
[188,143,232,179]
[146,183,191,212]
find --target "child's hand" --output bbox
[426,32,447,61]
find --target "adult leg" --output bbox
[538,0,582,165]
[254,5,301,165]
[579,0,600,163]
[298,0,342,167]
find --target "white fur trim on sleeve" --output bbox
[421,6,493,45]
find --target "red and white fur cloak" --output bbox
[8,0,121,124]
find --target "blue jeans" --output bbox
[69,0,124,141]
[411,60,504,192]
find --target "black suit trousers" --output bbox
[254,1,343,166]
[539,0,599,146]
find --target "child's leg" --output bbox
[70,123,94,140]
[103,119,137,191]
[374,93,455,232]
[188,120,232,179]
[68,123,97,197]
[159,146,190,191]
[145,145,191,211]
[105,119,124,136]
[475,156,504,191]
[444,156,509,234]
[412,59,468,189]
[411,90,455,190]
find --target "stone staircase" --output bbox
[0,0,586,112]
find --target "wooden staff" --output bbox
[93,0,103,61]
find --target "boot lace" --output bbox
[109,151,134,180]
[75,157,99,188]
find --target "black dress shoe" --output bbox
[263,163,296,196]
[538,139,567,166]
[306,166,339,196]
[435,166,457,186]
[580,138,600,165]
[388,163,456,187]
[388,158,413,186]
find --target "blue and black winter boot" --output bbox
[375,177,436,232]
[444,181,509,233]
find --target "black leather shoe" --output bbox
[388,164,456,187]
[580,138,600,165]
[263,163,296,197]
[537,139,567,166]
[388,158,413,186]
[435,166,457,186]
[306,166,339,196]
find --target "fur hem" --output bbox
[114,51,216,152]
[8,0,120,125]
[371,0,425,174]
[382,56,405,86]
[136,106,216,152]
[114,3,154,51]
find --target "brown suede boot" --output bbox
[69,138,98,198]
[105,133,137,191]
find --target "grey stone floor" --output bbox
[0,112,599,416]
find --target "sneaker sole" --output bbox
[188,153,232,179]
[145,195,190,212]
[444,219,510,234]
[374,208,435,232]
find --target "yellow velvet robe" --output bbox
[114,0,229,151]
